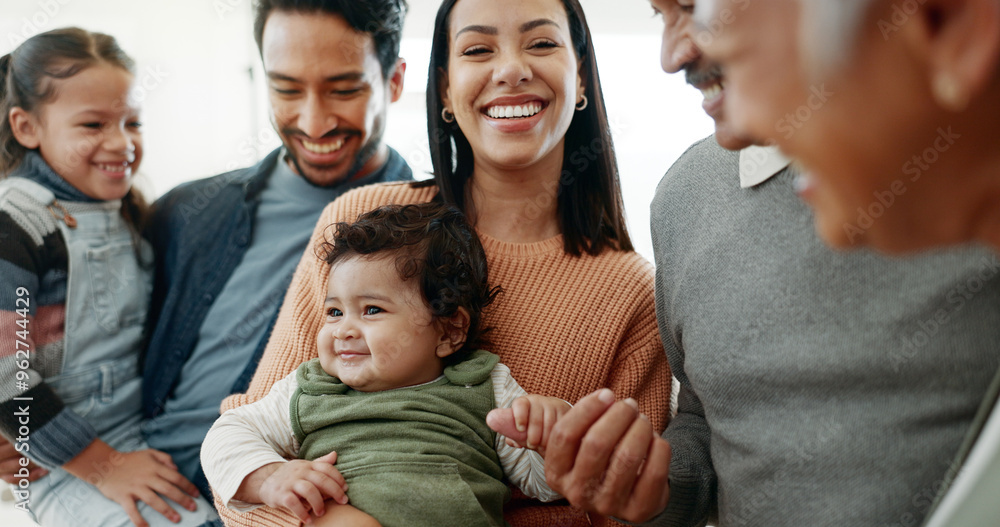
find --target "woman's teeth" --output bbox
[486,102,543,119]
[700,82,724,101]
[302,138,345,154]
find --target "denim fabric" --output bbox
[14,180,217,526]
[27,424,218,527]
[55,192,150,435]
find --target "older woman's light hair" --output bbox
[799,0,873,78]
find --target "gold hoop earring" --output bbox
[441,108,455,123]
[575,95,588,111]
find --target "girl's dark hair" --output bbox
[320,202,501,362]
[423,0,633,257]
[0,27,149,236]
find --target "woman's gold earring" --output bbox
[575,95,588,111]
[441,108,456,123]
[932,73,969,112]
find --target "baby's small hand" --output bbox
[487,395,571,457]
[259,451,348,523]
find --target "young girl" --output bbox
[0,28,217,527]
[201,202,570,527]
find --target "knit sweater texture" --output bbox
[218,181,671,527]
[650,137,1000,527]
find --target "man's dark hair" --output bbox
[321,202,500,362]
[253,0,407,79]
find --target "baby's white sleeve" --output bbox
[201,371,301,512]
[491,362,563,503]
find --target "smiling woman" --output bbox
[428,0,627,256]
[438,2,584,188]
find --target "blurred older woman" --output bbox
[688,3,1000,527]
[694,0,1000,254]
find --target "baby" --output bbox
[202,202,569,526]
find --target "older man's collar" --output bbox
[739,145,792,188]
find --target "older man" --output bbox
[542,2,1000,526]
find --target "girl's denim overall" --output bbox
[8,178,217,526]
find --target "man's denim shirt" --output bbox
[141,147,413,419]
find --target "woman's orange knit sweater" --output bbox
[217,182,671,527]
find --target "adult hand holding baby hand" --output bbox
[544,389,672,523]
[487,395,572,457]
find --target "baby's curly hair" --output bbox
[320,202,501,361]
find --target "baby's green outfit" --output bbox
[292,350,510,527]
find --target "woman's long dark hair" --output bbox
[0,27,150,236]
[424,0,633,256]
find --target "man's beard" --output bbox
[284,126,383,188]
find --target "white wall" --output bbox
[0,0,714,262]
